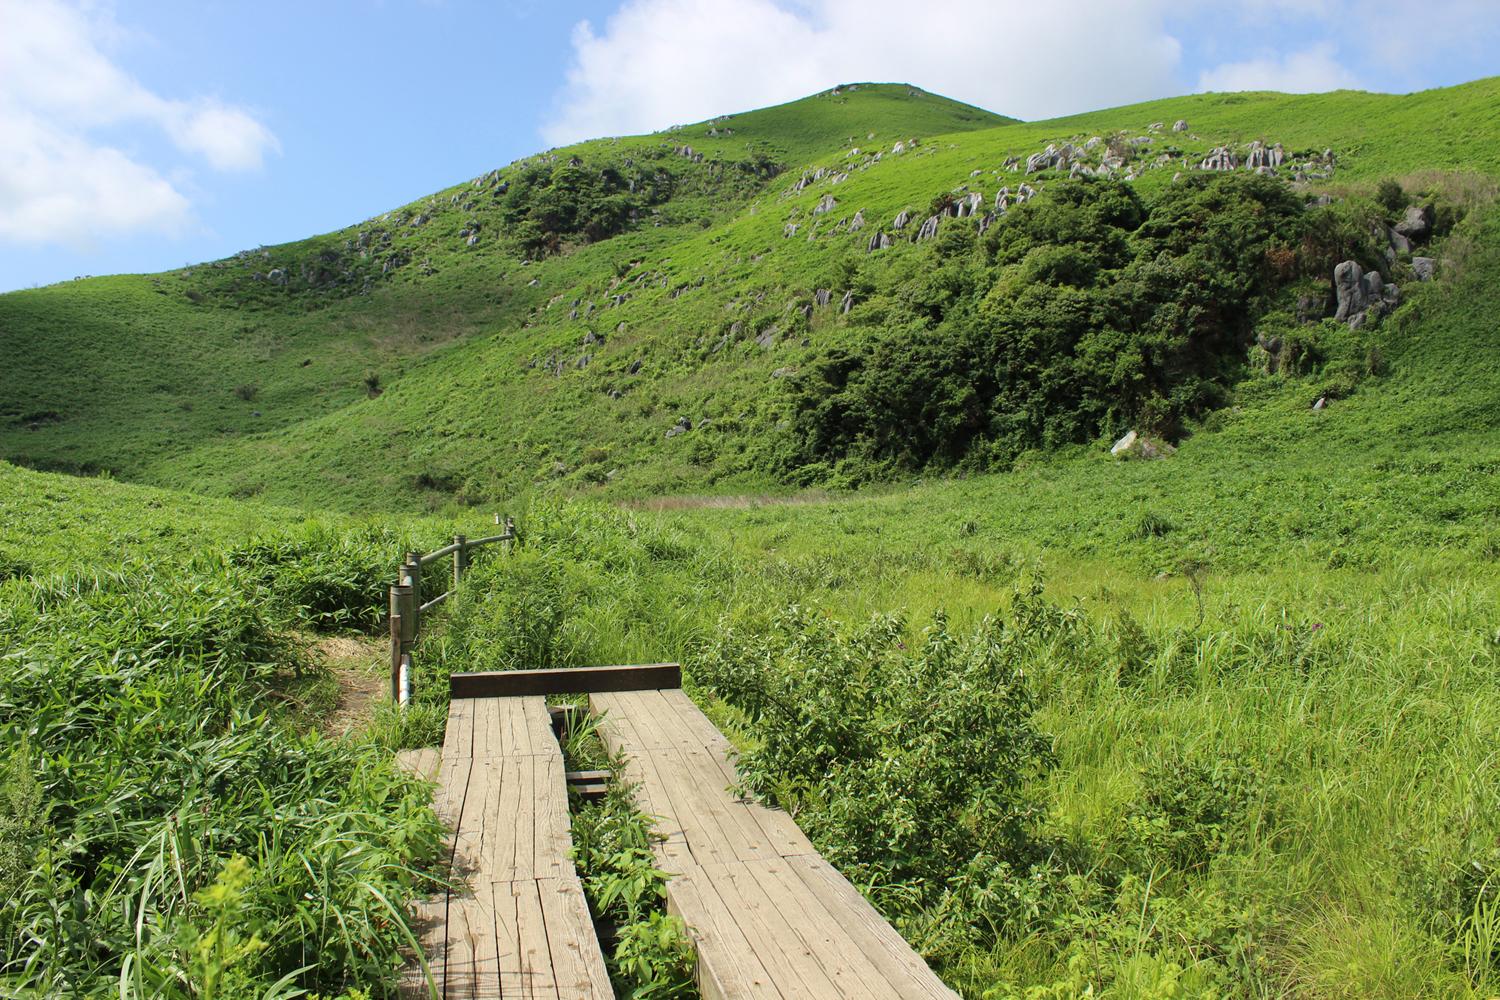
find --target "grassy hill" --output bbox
[0,83,1004,486]
[3,76,1500,998]
[3,78,1497,508]
[0,206,1495,992]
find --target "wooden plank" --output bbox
[432,755,472,844]
[750,858,904,1000]
[620,748,694,873]
[591,692,654,755]
[396,747,442,783]
[513,878,561,999]
[658,748,771,866]
[414,697,621,1000]
[536,877,613,998]
[398,895,446,1000]
[679,748,788,863]
[532,754,572,880]
[452,757,494,883]
[468,697,500,760]
[446,890,502,999]
[665,865,783,1000]
[708,860,840,997]
[443,698,477,761]
[701,749,817,859]
[611,690,700,751]
[523,697,559,756]
[590,685,959,999]
[477,757,514,881]
[452,663,681,699]
[475,696,555,758]
[784,855,959,999]
[658,688,736,752]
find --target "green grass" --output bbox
[2,77,1499,998]
[4,79,1498,509]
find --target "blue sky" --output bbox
[2,0,1497,292]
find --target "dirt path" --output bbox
[314,635,389,736]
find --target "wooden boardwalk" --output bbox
[403,664,957,999]
[400,696,612,999]
[591,688,959,1000]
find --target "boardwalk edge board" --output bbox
[450,662,682,698]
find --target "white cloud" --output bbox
[543,0,1188,146]
[0,109,191,244]
[165,102,281,172]
[0,0,279,247]
[1197,43,1361,94]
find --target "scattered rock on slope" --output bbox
[1111,430,1175,460]
[1394,204,1434,242]
[1333,260,1400,328]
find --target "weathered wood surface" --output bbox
[591,688,958,999]
[451,663,682,700]
[400,694,611,999]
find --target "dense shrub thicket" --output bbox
[499,148,782,259]
[775,175,1345,480]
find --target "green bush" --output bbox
[778,174,1315,477]
[696,597,1056,908]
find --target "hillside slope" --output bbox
[0,205,1495,993]
[0,84,1004,484]
[3,78,1499,508]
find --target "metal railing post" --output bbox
[400,556,421,627]
[453,534,467,591]
[389,584,411,704]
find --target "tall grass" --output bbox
[0,525,446,998]
[418,496,1498,998]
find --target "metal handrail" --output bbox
[389,515,516,705]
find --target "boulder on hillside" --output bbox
[849,209,866,232]
[1110,430,1175,460]
[1381,222,1412,256]
[1393,203,1434,242]
[1333,259,1396,327]
[1200,146,1236,171]
[1411,256,1437,281]
[814,194,837,215]
[1173,119,1189,132]
[892,209,912,230]
[916,215,941,242]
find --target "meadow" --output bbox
[2,77,1499,998]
